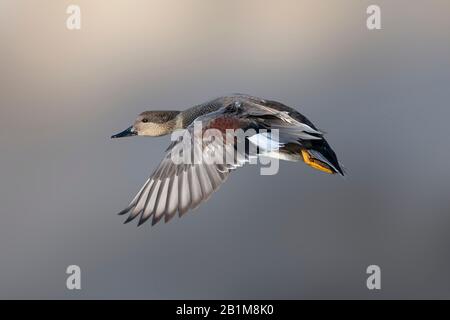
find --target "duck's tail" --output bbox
[300,139,345,176]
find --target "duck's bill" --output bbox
[111,126,137,138]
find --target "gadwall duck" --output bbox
[112,94,344,226]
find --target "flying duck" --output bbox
[112,94,344,226]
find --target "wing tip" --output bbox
[123,215,136,224]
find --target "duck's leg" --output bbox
[300,149,334,174]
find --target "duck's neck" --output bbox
[172,109,195,131]
[158,112,183,135]
[165,103,223,133]
[170,111,186,132]
[175,103,223,130]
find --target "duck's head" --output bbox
[111,111,181,138]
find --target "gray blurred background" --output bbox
[1,0,450,299]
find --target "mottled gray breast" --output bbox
[180,99,224,128]
[180,94,263,128]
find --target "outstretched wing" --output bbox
[118,117,248,226]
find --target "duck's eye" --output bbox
[142,119,149,123]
